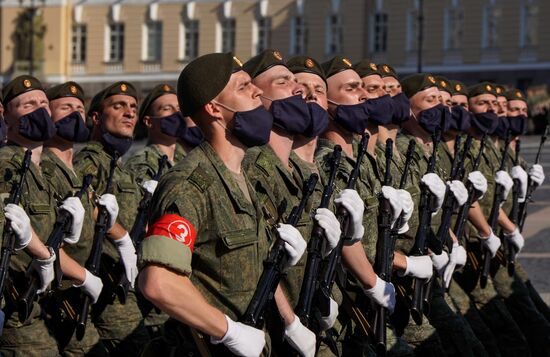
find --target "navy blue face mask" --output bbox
[158,112,183,138]
[0,117,6,146]
[269,95,310,135]
[18,107,57,142]
[102,132,133,157]
[232,105,274,147]
[55,112,90,143]
[331,101,370,134]
[365,94,394,125]
[417,104,450,134]
[391,93,411,125]
[494,116,510,140]
[507,115,528,136]
[449,106,472,132]
[472,112,499,135]
[303,102,329,138]
[179,126,204,148]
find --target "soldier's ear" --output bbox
[90,111,101,126]
[142,116,153,128]
[203,101,223,120]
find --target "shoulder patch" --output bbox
[187,166,212,192]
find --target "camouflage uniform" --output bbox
[0,145,58,357]
[73,141,149,356]
[124,144,184,185]
[139,141,271,356]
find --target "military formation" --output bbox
[0,48,548,357]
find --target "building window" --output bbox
[145,21,162,62]
[482,3,501,48]
[256,17,271,54]
[109,22,124,62]
[221,18,236,53]
[372,12,388,53]
[325,14,342,56]
[290,15,307,55]
[520,2,538,47]
[444,2,464,50]
[71,24,86,63]
[406,8,418,52]
[183,19,199,60]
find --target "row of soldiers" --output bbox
[0,48,548,357]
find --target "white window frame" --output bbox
[325,13,342,56]
[289,14,307,55]
[71,23,86,64]
[107,22,124,63]
[142,20,162,62]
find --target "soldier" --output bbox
[0,92,6,146]
[0,75,85,356]
[138,52,310,356]
[378,63,402,97]
[73,81,151,355]
[448,80,469,109]
[176,113,204,155]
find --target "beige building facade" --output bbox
[0,0,548,98]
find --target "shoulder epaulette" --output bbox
[254,151,273,177]
[187,165,212,192]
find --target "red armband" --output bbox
[146,214,197,251]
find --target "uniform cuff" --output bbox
[139,235,192,275]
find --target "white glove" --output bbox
[495,170,513,201]
[28,248,56,294]
[468,171,488,200]
[211,315,265,357]
[59,197,85,244]
[73,269,103,304]
[98,193,119,230]
[503,227,524,253]
[381,186,403,229]
[319,297,339,331]
[334,189,364,243]
[430,251,449,273]
[277,224,307,269]
[448,180,468,206]
[142,179,158,195]
[3,203,32,250]
[284,315,316,357]
[400,255,433,279]
[314,208,341,258]
[421,173,446,212]
[396,189,414,234]
[364,276,396,314]
[511,166,528,203]
[528,164,545,186]
[113,232,138,288]
[443,242,467,288]
[480,230,501,258]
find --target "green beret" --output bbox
[286,56,326,84]
[138,83,176,120]
[321,56,354,79]
[494,84,506,97]
[353,60,381,78]
[243,49,287,78]
[377,63,398,79]
[88,81,137,116]
[46,81,85,105]
[178,52,243,117]
[2,75,44,105]
[467,82,497,98]
[401,73,439,98]
[434,76,452,94]
[448,80,468,96]
[504,89,527,103]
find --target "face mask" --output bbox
[449,106,472,132]
[303,102,329,138]
[0,117,7,146]
[365,94,394,125]
[102,132,132,157]
[416,104,450,134]
[18,107,56,142]
[507,115,528,136]
[55,112,90,143]
[330,101,370,134]
[391,93,411,125]
[231,105,274,147]
[179,126,204,147]
[493,116,510,140]
[268,95,310,135]
[158,112,183,138]
[472,111,499,135]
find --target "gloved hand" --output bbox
[448,180,468,206]
[529,164,545,186]
[511,166,528,203]
[421,173,446,212]
[396,189,414,234]
[430,251,449,273]
[364,276,396,314]
[495,170,513,201]
[319,297,339,331]
[113,233,138,288]
[443,242,467,288]
[98,194,119,230]
[73,269,103,304]
[284,315,316,357]
[504,227,524,253]
[480,230,501,258]
[59,197,85,244]
[334,189,364,244]
[468,171,488,200]
[3,203,32,250]
[381,186,403,229]
[399,255,433,279]
[142,180,159,195]
[28,247,56,294]
[277,224,306,269]
[314,208,341,258]
[211,315,265,357]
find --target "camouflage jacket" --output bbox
[124,143,183,185]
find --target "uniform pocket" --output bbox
[117,181,138,193]
[28,203,50,214]
[219,228,259,292]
